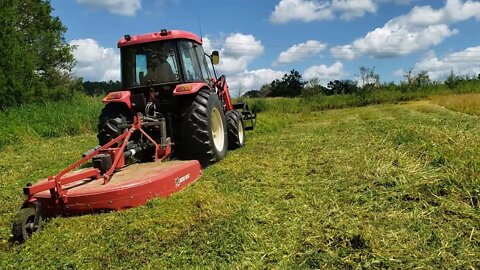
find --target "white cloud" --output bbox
[275,40,327,65]
[303,62,347,86]
[70,38,120,81]
[76,0,141,16]
[410,46,480,81]
[193,34,275,96]
[229,69,286,95]
[204,34,274,95]
[222,34,264,58]
[332,0,377,21]
[331,0,480,60]
[202,37,215,56]
[331,24,458,59]
[270,0,377,23]
[204,33,264,75]
[270,0,334,23]
[397,0,480,26]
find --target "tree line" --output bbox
[243,67,480,99]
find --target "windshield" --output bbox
[121,41,180,88]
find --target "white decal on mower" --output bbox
[175,174,190,187]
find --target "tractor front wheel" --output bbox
[179,89,227,167]
[226,110,245,150]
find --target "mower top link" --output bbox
[12,29,256,243]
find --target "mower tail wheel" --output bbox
[12,206,43,243]
[226,110,245,150]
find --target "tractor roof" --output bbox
[117,30,202,48]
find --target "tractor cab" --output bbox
[119,30,215,89]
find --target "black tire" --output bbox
[97,103,133,146]
[178,89,227,167]
[226,110,245,150]
[12,207,43,242]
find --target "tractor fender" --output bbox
[102,91,132,109]
[173,83,210,96]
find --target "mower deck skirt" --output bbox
[34,160,201,216]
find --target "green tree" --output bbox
[83,81,122,96]
[0,0,79,109]
[413,70,432,89]
[268,70,306,97]
[445,70,460,89]
[358,66,379,88]
[258,83,271,97]
[302,77,327,97]
[326,80,358,95]
[242,90,260,98]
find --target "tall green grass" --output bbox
[243,81,480,114]
[0,93,103,149]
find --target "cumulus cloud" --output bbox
[222,34,264,58]
[204,34,264,75]
[200,34,280,95]
[275,40,327,65]
[270,0,377,23]
[332,0,377,21]
[409,46,480,81]
[331,0,480,60]
[76,0,141,16]
[202,37,215,56]
[331,24,458,59]
[229,69,286,95]
[398,0,480,26]
[303,62,347,86]
[70,38,120,81]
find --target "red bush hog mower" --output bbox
[12,29,256,242]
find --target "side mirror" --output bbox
[211,51,220,65]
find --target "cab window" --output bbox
[179,41,203,82]
[194,44,211,81]
[121,41,180,88]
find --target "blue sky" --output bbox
[51,0,480,93]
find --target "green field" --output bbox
[0,96,479,268]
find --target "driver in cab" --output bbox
[141,50,175,85]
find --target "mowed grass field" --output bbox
[0,95,479,269]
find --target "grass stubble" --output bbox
[0,95,479,268]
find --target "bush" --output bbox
[247,99,268,113]
[0,93,102,149]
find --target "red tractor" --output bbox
[97,29,255,167]
[12,29,255,242]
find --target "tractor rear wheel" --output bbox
[12,207,43,242]
[97,103,133,146]
[178,89,227,167]
[226,110,245,150]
